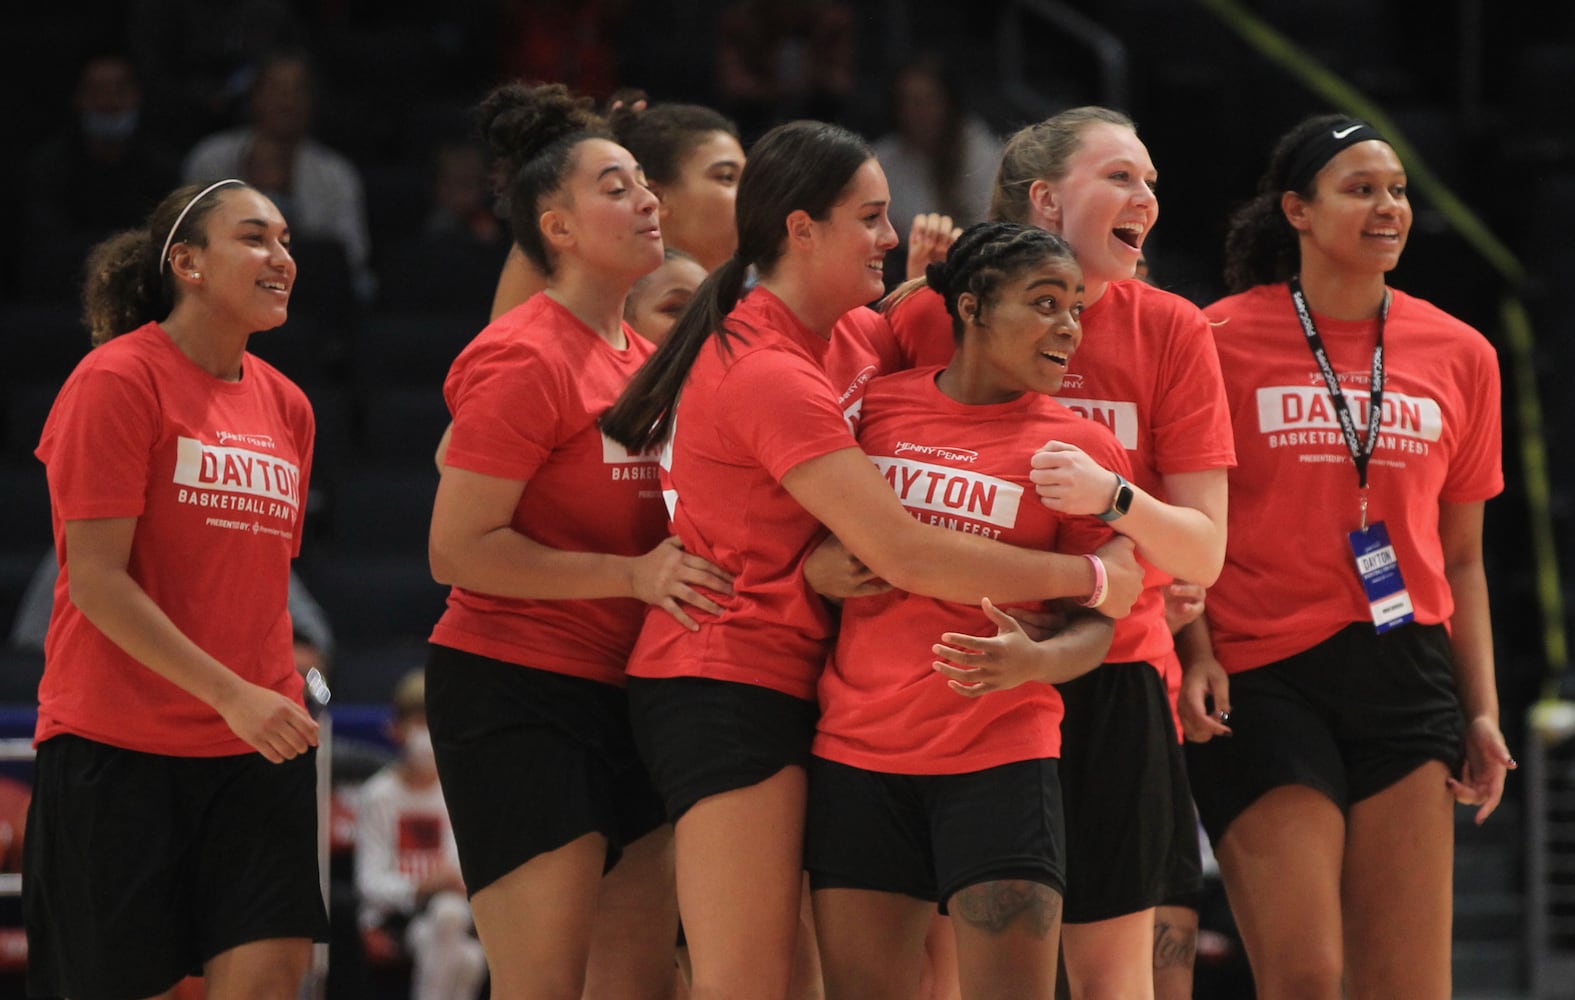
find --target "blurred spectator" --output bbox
[0,777,28,874]
[22,53,180,300]
[424,141,503,246]
[872,56,1001,281]
[498,0,621,102]
[354,670,482,1000]
[716,0,855,139]
[183,49,374,299]
[9,550,333,665]
[375,139,510,315]
[128,0,309,146]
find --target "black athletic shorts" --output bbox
[1056,660,1188,924]
[23,734,327,1000]
[804,756,1065,914]
[1186,621,1463,847]
[424,643,667,895]
[626,675,818,822]
[1159,737,1205,911]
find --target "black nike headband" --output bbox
[1282,119,1388,194]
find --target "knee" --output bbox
[1252,947,1342,1000]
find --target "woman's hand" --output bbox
[932,598,1051,696]
[1094,536,1143,618]
[628,536,734,631]
[935,598,1111,695]
[214,681,320,763]
[906,212,963,280]
[1179,651,1232,743]
[1164,580,1207,634]
[999,604,1068,642]
[804,533,891,601]
[1446,715,1516,825]
[1029,440,1122,517]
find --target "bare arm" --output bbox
[905,213,962,281]
[490,244,547,321]
[1437,499,1515,823]
[779,447,1142,615]
[64,517,318,763]
[1030,443,1227,586]
[428,465,732,629]
[1175,614,1231,742]
[802,533,891,602]
[932,599,1114,696]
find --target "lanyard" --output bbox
[1287,275,1388,528]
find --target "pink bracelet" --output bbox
[1079,553,1108,609]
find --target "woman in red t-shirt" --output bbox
[887,106,1234,998]
[27,179,325,998]
[601,121,1145,1000]
[808,221,1134,999]
[1179,114,1513,1000]
[424,83,731,997]
[487,89,746,319]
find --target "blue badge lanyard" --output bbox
[1287,275,1388,529]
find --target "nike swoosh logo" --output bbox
[1332,124,1363,139]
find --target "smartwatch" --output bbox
[1097,472,1134,523]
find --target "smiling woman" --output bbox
[1183,113,1513,1000]
[806,223,1127,1000]
[24,179,326,999]
[599,122,1146,1000]
[423,79,726,999]
[884,106,1236,1000]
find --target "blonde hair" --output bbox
[990,107,1136,225]
[391,669,426,720]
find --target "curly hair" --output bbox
[80,181,250,346]
[475,80,609,275]
[1221,113,1362,293]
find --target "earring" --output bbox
[190,272,201,280]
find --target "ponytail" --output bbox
[1221,192,1299,293]
[1222,112,1382,293]
[602,119,874,452]
[81,179,253,345]
[601,255,751,451]
[82,230,163,346]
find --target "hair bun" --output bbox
[476,81,603,175]
[924,260,949,296]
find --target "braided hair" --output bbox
[927,221,1078,342]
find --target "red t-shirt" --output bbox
[888,281,1236,496]
[1203,284,1503,672]
[627,287,860,700]
[815,368,1125,773]
[825,305,903,431]
[886,281,1229,688]
[35,322,313,756]
[431,292,666,685]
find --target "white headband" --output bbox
[159,178,245,275]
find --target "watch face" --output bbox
[1114,483,1135,516]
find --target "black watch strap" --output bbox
[1096,472,1134,523]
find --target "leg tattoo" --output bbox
[952,881,1061,938]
